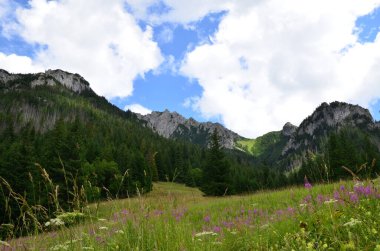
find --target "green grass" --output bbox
[236,131,281,156]
[4,180,380,250]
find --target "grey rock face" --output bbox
[281,122,297,137]
[282,101,375,156]
[138,109,242,149]
[0,68,90,93]
[45,69,90,93]
[0,69,18,84]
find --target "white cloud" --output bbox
[181,0,380,138]
[125,103,152,115]
[1,0,163,98]
[126,0,231,24]
[0,53,43,73]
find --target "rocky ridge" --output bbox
[281,101,377,156]
[137,110,243,149]
[0,69,90,93]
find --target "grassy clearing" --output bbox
[3,180,380,250]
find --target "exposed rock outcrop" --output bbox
[281,122,297,137]
[137,110,243,149]
[282,101,376,156]
[0,69,90,93]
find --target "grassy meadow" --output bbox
[2,180,380,250]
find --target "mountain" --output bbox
[240,101,380,170]
[137,110,243,149]
[0,69,223,219]
[282,101,378,156]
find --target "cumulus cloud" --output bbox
[181,0,380,138]
[126,0,231,24]
[1,0,163,98]
[125,103,152,115]
[0,53,43,73]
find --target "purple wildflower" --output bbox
[349,193,359,203]
[317,194,325,204]
[204,215,211,223]
[340,185,345,191]
[304,176,312,189]
[333,191,340,200]
[213,226,222,233]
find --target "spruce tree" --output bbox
[201,129,232,196]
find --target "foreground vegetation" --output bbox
[2,180,380,250]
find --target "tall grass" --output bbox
[1,161,380,250]
[1,178,380,250]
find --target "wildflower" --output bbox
[343,218,362,227]
[340,185,345,191]
[98,218,107,222]
[304,176,312,189]
[323,199,338,205]
[115,229,124,234]
[204,215,211,223]
[50,244,69,250]
[213,226,221,233]
[45,218,65,227]
[99,226,108,230]
[349,192,359,203]
[82,247,95,250]
[194,231,216,237]
[354,182,363,188]
[299,203,307,208]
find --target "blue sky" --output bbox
[0,1,380,137]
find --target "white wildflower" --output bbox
[45,218,65,227]
[50,244,69,250]
[115,230,124,234]
[299,203,307,208]
[354,182,364,188]
[324,199,338,205]
[82,247,94,250]
[99,226,108,230]
[98,218,107,222]
[343,218,362,227]
[194,231,215,237]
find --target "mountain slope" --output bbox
[137,110,244,149]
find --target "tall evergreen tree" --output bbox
[201,129,232,196]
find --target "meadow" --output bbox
[2,180,380,251]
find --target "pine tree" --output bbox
[201,129,232,196]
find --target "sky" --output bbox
[0,0,380,138]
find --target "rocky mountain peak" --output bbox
[138,109,243,149]
[282,101,375,156]
[45,69,90,93]
[297,101,373,136]
[281,122,297,137]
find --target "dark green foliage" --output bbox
[201,129,232,196]
[292,127,380,184]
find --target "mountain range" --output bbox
[1,68,379,171]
